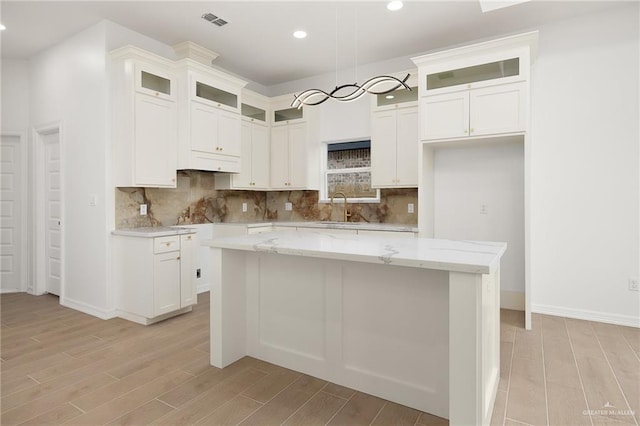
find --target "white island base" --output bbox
[205,232,505,425]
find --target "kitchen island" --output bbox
[204,231,506,425]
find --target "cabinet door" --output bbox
[395,107,419,187]
[136,64,174,101]
[191,102,218,154]
[134,93,177,187]
[421,91,469,140]
[470,82,525,136]
[153,251,181,316]
[371,110,398,187]
[287,123,307,188]
[270,126,290,189]
[232,122,253,188]
[218,110,241,157]
[180,234,197,308]
[251,123,270,189]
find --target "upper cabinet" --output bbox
[272,105,305,126]
[111,46,178,188]
[176,59,247,172]
[370,71,419,188]
[215,90,271,190]
[412,32,537,143]
[269,95,320,190]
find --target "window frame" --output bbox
[319,140,381,204]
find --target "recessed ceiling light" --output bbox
[387,1,403,11]
[293,30,307,39]
[385,95,395,99]
[0,24,6,31]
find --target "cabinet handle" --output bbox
[165,242,171,247]
[470,128,474,133]
[172,178,175,182]
[177,256,181,260]
[155,91,159,97]
[217,167,221,171]
[187,236,192,240]
[464,129,468,134]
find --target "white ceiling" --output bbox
[0,1,626,87]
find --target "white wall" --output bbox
[1,59,30,131]
[434,141,525,307]
[27,20,179,317]
[530,3,639,326]
[29,22,111,315]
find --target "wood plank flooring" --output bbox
[1,292,638,425]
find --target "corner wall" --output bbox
[29,22,111,315]
[530,3,639,326]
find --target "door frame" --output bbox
[0,131,29,293]
[33,122,64,297]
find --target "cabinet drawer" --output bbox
[154,236,180,254]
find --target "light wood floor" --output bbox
[1,293,638,426]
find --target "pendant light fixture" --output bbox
[291,6,410,109]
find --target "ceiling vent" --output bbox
[201,13,229,27]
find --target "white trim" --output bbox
[0,131,29,293]
[32,122,64,297]
[61,296,117,320]
[532,303,640,328]
[500,290,525,311]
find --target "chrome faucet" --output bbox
[330,191,352,222]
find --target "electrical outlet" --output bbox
[285,202,293,211]
[242,202,247,213]
[480,204,488,215]
[140,204,147,216]
[629,278,639,292]
[408,203,414,214]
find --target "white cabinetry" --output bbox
[371,107,418,188]
[176,59,247,172]
[370,72,419,188]
[215,90,270,190]
[110,46,178,188]
[269,95,320,190]
[414,42,532,143]
[421,82,525,140]
[113,232,197,325]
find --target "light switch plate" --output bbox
[140,204,147,216]
[285,202,293,211]
[242,202,248,213]
[408,203,414,214]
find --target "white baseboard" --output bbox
[501,290,525,311]
[197,283,211,294]
[60,297,117,320]
[532,303,640,328]
[0,289,23,294]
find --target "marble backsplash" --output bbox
[115,171,418,228]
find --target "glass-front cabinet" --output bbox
[426,57,520,91]
[272,106,304,125]
[195,81,238,110]
[241,103,266,122]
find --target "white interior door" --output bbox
[0,135,24,292]
[44,132,61,296]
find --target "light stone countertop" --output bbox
[211,221,419,233]
[112,227,197,237]
[204,230,506,274]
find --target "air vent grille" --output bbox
[201,13,229,27]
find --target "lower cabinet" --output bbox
[113,232,197,325]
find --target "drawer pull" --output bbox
[177,256,181,260]
[165,242,171,247]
